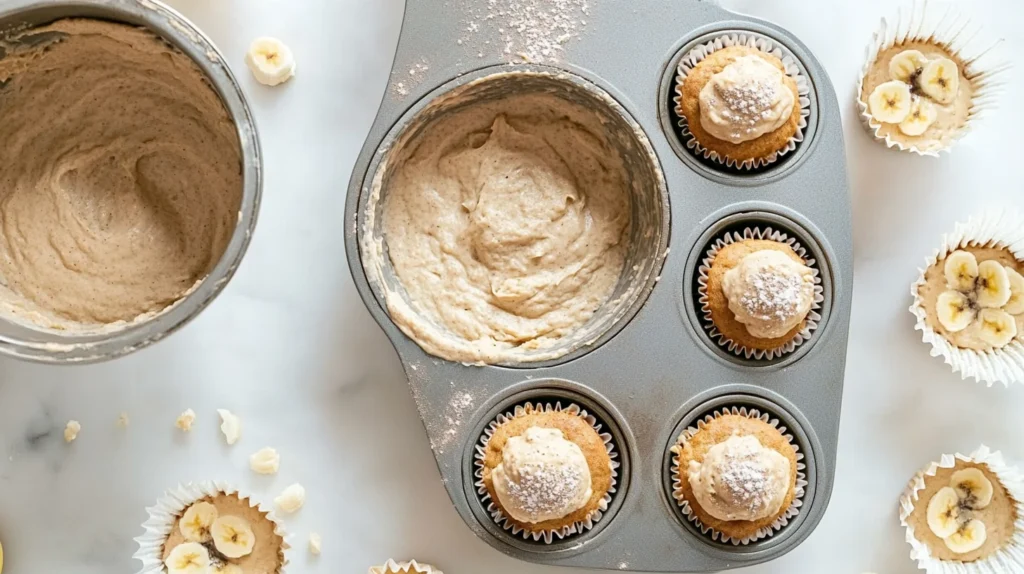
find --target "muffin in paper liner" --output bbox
[672,31,812,170]
[473,401,620,544]
[670,406,807,545]
[133,480,292,574]
[899,445,1024,573]
[909,210,1024,387]
[856,0,1009,156]
[369,560,443,574]
[697,225,825,360]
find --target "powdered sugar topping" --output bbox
[698,55,796,144]
[721,250,815,339]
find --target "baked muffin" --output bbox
[901,447,1024,571]
[676,45,800,165]
[705,239,816,352]
[162,493,284,574]
[479,405,614,539]
[860,42,972,153]
[671,411,800,542]
[919,248,1024,351]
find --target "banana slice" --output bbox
[179,501,218,542]
[944,519,987,554]
[951,467,994,509]
[211,515,257,559]
[918,57,960,104]
[936,290,976,332]
[889,49,928,82]
[1004,267,1024,315]
[977,308,1018,348]
[868,80,913,123]
[245,37,296,87]
[898,97,938,136]
[926,486,963,539]
[164,542,210,574]
[944,250,979,292]
[977,260,1012,308]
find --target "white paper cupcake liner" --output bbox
[697,226,825,360]
[670,406,808,545]
[133,480,292,574]
[856,0,1010,156]
[672,32,812,170]
[369,560,443,574]
[473,401,620,544]
[910,210,1024,387]
[899,445,1024,573]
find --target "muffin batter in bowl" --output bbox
[378,90,633,364]
[0,19,242,330]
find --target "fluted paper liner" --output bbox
[899,445,1024,573]
[910,210,1024,386]
[133,480,292,574]
[670,406,807,545]
[473,401,620,544]
[369,560,443,574]
[856,0,1009,156]
[672,32,811,170]
[697,226,825,360]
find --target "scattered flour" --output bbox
[457,0,590,63]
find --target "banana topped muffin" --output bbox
[671,411,800,542]
[162,494,284,574]
[861,42,972,152]
[705,239,816,353]
[920,248,1024,351]
[676,45,800,165]
[908,460,1017,561]
[479,405,614,539]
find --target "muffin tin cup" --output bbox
[899,445,1024,573]
[369,560,443,574]
[473,401,620,544]
[672,31,812,170]
[697,225,825,361]
[132,480,292,574]
[856,0,1009,157]
[909,210,1024,387]
[669,406,808,546]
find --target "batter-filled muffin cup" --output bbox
[474,401,619,543]
[857,1,1008,156]
[133,481,291,574]
[899,445,1024,573]
[697,226,824,360]
[670,406,807,545]
[369,560,443,574]
[673,32,811,170]
[910,211,1024,387]
[0,19,244,334]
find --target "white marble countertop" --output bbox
[0,0,1022,572]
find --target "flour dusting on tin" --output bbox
[457,0,590,63]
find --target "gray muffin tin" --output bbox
[344,0,853,571]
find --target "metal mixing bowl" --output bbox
[0,0,261,363]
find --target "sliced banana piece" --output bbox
[944,519,987,554]
[926,486,963,539]
[951,467,994,509]
[898,97,938,137]
[889,49,928,82]
[179,501,218,542]
[1004,267,1024,315]
[919,57,960,104]
[944,250,979,292]
[245,37,296,87]
[977,308,1018,348]
[211,515,257,559]
[937,290,976,332]
[164,542,211,574]
[977,260,1012,309]
[868,80,913,124]
[218,409,241,445]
